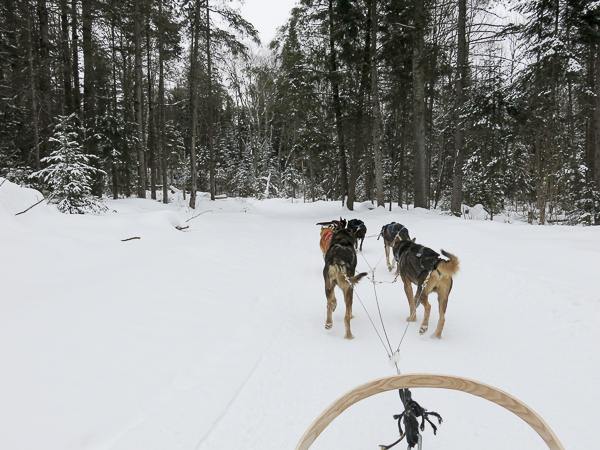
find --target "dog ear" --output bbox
[412,237,416,242]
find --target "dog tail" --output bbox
[348,272,368,284]
[438,250,459,277]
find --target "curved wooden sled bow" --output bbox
[294,373,564,450]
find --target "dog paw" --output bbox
[406,316,417,322]
[344,333,354,340]
[419,326,428,335]
[430,333,441,339]
[325,323,332,330]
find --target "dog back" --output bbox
[347,219,366,238]
[325,229,358,273]
[325,243,357,273]
[381,222,411,244]
[393,240,442,285]
[328,228,357,249]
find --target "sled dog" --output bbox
[323,227,367,339]
[393,239,459,339]
[347,219,367,252]
[380,222,412,271]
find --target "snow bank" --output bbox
[0,178,45,214]
[0,178,52,227]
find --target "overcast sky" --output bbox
[236,0,299,45]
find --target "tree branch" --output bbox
[185,210,213,222]
[15,196,46,216]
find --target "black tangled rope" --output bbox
[380,389,443,450]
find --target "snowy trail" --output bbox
[1,183,599,450]
[193,202,600,450]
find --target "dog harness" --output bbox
[391,225,406,243]
[387,223,405,234]
[379,223,405,240]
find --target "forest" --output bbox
[1,0,600,224]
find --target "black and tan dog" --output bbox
[323,227,367,339]
[347,219,367,252]
[380,222,412,271]
[392,239,459,339]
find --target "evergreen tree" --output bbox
[31,115,107,214]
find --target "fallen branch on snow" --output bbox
[15,196,46,216]
[185,210,212,223]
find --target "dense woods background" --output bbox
[2,0,600,224]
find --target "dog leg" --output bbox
[343,286,354,340]
[325,281,336,330]
[359,238,364,252]
[403,278,417,321]
[419,295,431,335]
[385,243,394,271]
[430,294,448,339]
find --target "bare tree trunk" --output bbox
[586,49,595,187]
[146,28,157,200]
[27,5,41,171]
[451,0,467,216]
[158,0,168,204]
[71,0,81,116]
[206,0,215,201]
[37,0,52,161]
[347,3,372,212]
[398,117,405,209]
[412,0,427,208]
[309,153,315,202]
[593,44,600,224]
[134,0,146,198]
[301,158,306,202]
[82,0,102,195]
[370,0,384,207]
[535,131,546,224]
[347,136,361,211]
[188,0,201,209]
[328,0,348,203]
[110,15,119,199]
[433,129,445,209]
[60,0,73,114]
[546,3,560,223]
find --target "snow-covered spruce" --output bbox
[30,114,107,214]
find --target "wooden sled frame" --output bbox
[295,373,564,450]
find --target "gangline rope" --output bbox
[351,250,430,374]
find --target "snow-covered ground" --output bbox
[1,178,598,450]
